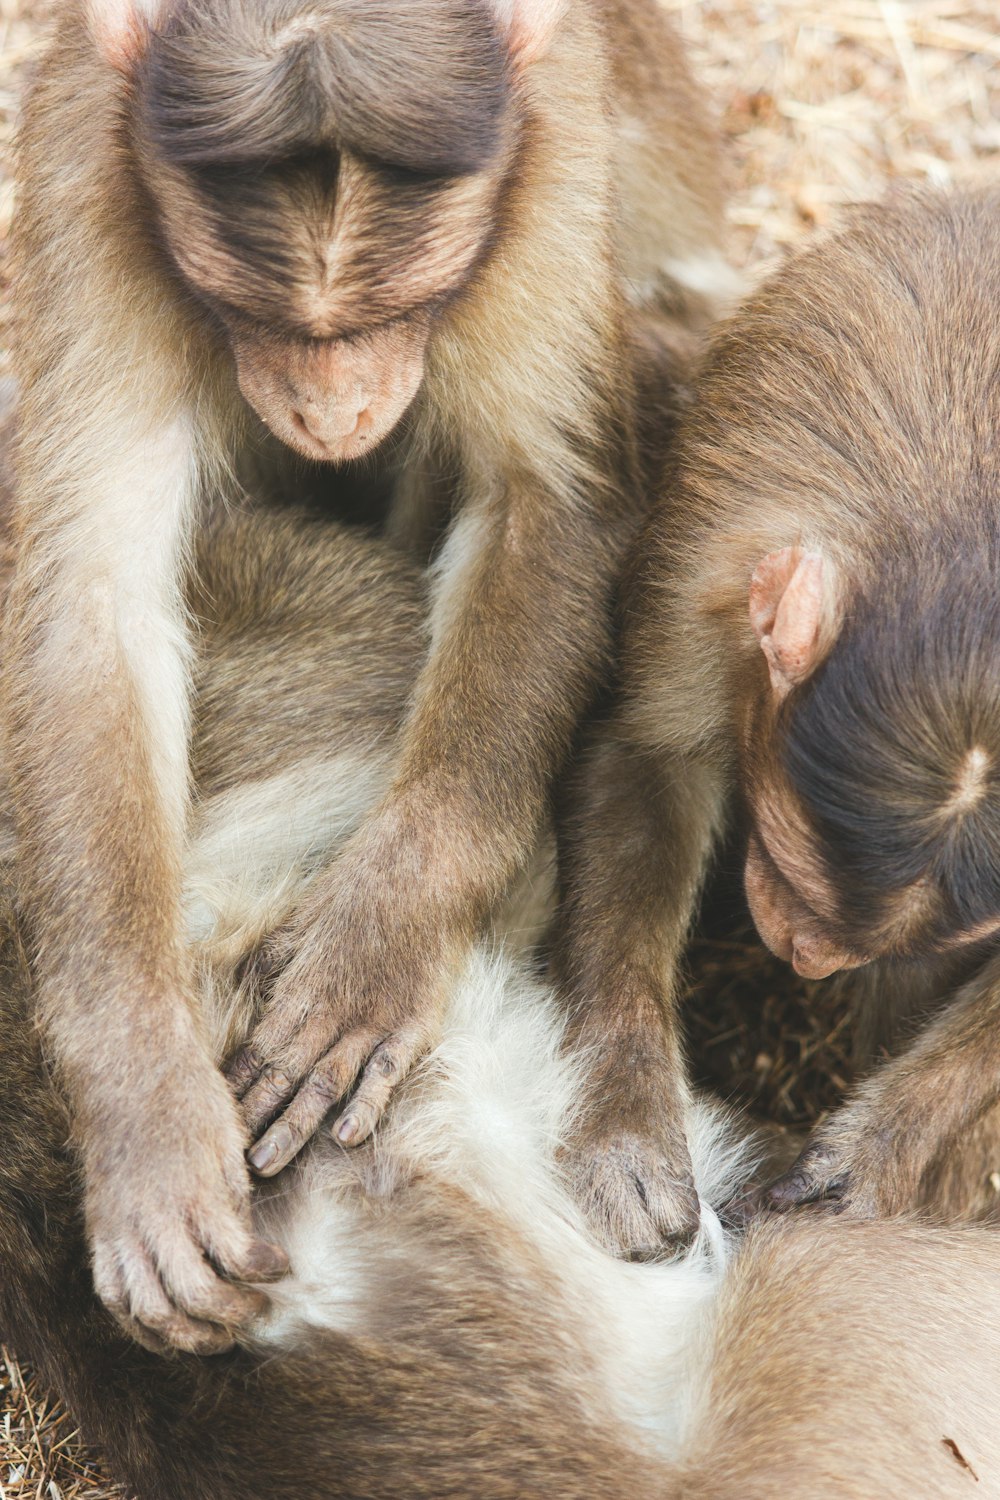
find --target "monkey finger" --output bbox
[93,1251,170,1355]
[226,1043,266,1099]
[248,1033,377,1176]
[239,1063,304,1138]
[226,992,310,1099]
[332,1028,426,1147]
[116,1242,237,1356]
[633,1167,701,1252]
[213,1235,290,1285]
[201,1186,289,1285]
[154,1227,272,1341]
[720,1185,766,1228]
[762,1159,847,1212]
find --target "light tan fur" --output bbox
[0,434,997,1493]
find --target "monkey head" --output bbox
[740,546,1000,979]
[92,0,566,460]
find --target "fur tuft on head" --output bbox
[139,0,511,174]
[87,0,162,68]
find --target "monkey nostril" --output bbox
[290,403,369,448]
[290,408,315,444]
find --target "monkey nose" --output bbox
[790,943,843,980]
[291,395,373,451]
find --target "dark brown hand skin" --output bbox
[734,948,1000,1225]
[229,817,459,1174]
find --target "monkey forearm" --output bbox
[551,725,724,1254]
[390,494,634,919]
[762,952,1000,1219]
[231,482,641,1170]
[556,729,724,1026]
[5,459,197,1097]
[851,956,1000,1189]
[7,628,191,1072]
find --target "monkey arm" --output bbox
[757,947,1000,1219]
[229,472,647,1175]
[551,715,727,1254]
[8,24,294,1347]
[5,425,286,1350]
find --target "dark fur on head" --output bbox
[133,0,513,336]
[139,0,511,174]
[779,545,1000,952]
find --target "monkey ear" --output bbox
[749,548,835,700]
[87,0,162,68]
[489,0,568,64]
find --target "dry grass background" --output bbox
[0,1,998,1493]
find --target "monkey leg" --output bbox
[552,717,726,1257]
[752,948,1000,1220]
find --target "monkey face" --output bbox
[228,315,430,462]
[144,144,505,461]
[743,765,1000,978]
[134,0,514,462]
[743,792,869,981]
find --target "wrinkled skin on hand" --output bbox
[563,1020,701,1259]
[728,1100,909,1227]
[87,1046,288,1354]
[228,822,461,1178]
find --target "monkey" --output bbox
[7,0,732,1345]
[2,489,1000,1499]
[551,187,1000,1256]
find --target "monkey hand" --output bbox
[563,1041,701,1258]
[228,834,451,1177]
[86,1048,289,1355]
[729,1103,907,1224]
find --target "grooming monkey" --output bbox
[1,495,1000,1500]
[554,189,1000,1253]
[9,0,730,1340]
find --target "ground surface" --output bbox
[1,1,999,1493]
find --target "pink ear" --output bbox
[87,0,162,68]
[749,548,832,699]
[489,0,567,64]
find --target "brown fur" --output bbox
[8,0,729,1345]
[7,870,1000,1498]
[554,188,1000,1248]
[2,494,1000,1499]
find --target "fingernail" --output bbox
[336,1114,359,1144]
[244,1241,290,1281]
[249,1138,279,1173]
